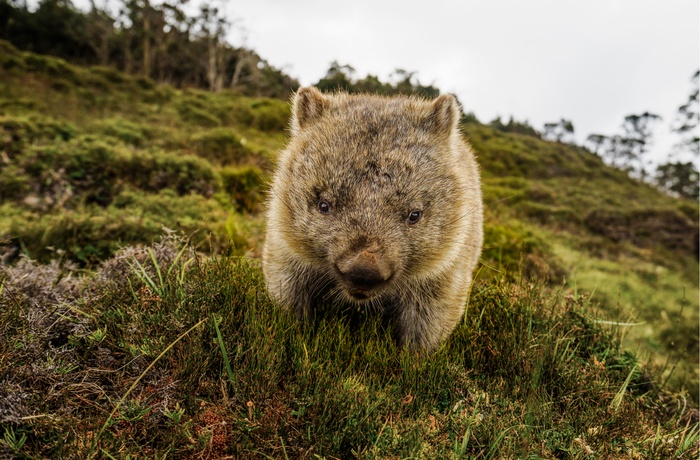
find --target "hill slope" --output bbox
[0,41,698,457]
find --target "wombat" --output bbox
[262,87,483,350]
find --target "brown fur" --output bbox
[263,87,483,350]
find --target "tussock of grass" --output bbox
[1,237,697,458]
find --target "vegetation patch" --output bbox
[96,117,149,146]
[220,165,266,213]
[585,208,699,255]
[0,237,697,458]
[190,127,251,164]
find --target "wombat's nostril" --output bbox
[340,265,386,289]
[336,250,392,289]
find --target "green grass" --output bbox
[553,241,700,399]
[1,236,697,458]
[0,40,698,457]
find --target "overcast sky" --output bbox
[227,0,699,166]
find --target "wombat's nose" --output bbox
[336,250,392,290]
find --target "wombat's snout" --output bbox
[335,247,393,296]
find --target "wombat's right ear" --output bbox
[428,93,460,137]
[291,87,328,132]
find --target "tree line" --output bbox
[539,71,699,199]
[314,61,441,99]
[586,71,698,199]
[0,0,299,98]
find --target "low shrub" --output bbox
[0,115,75,159]
[1,207,163,264]
[97,117,147,146]
[190,127,251,164]
[177,101,221,127]
[585,208,699,255]
[219,165,266,212]
[250,99,290,131]
[0,191,233,265]
[9,137,217,208]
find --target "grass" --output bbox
[0,40,698,457]
[1,236,697,458]
[553,241,700,401]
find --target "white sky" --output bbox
[227,0,699,166]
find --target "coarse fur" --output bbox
[262,87,483,350]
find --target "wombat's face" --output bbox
[273,88,469,302]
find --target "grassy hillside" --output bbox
[464,123,699,399]
[1,41,698,457]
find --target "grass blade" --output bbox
[212,314,236,386]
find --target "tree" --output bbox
[655,161,699,199]
[390,68,439,98]
[86,0,115,66]
[490,116,539,137]
[585,134,608,155]
[672,70,699,159]
[354,74,392,94]
[195,2,230,92]
[542,118,574,143]
[602,134,642,172]
[315,61,355,93]
[619,112,662,177]
[1,0,96,63]
[587,112,662,177]
[0,0,299,98]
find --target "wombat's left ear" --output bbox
[427,94,460,137]
[291,87,328,133]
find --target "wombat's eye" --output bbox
[318,200,331,214]
[406,210,422,225]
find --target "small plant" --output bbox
[164,403,186,426]
[2,426,27,453]
[127,243,193,300]
[87,328,107,344]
